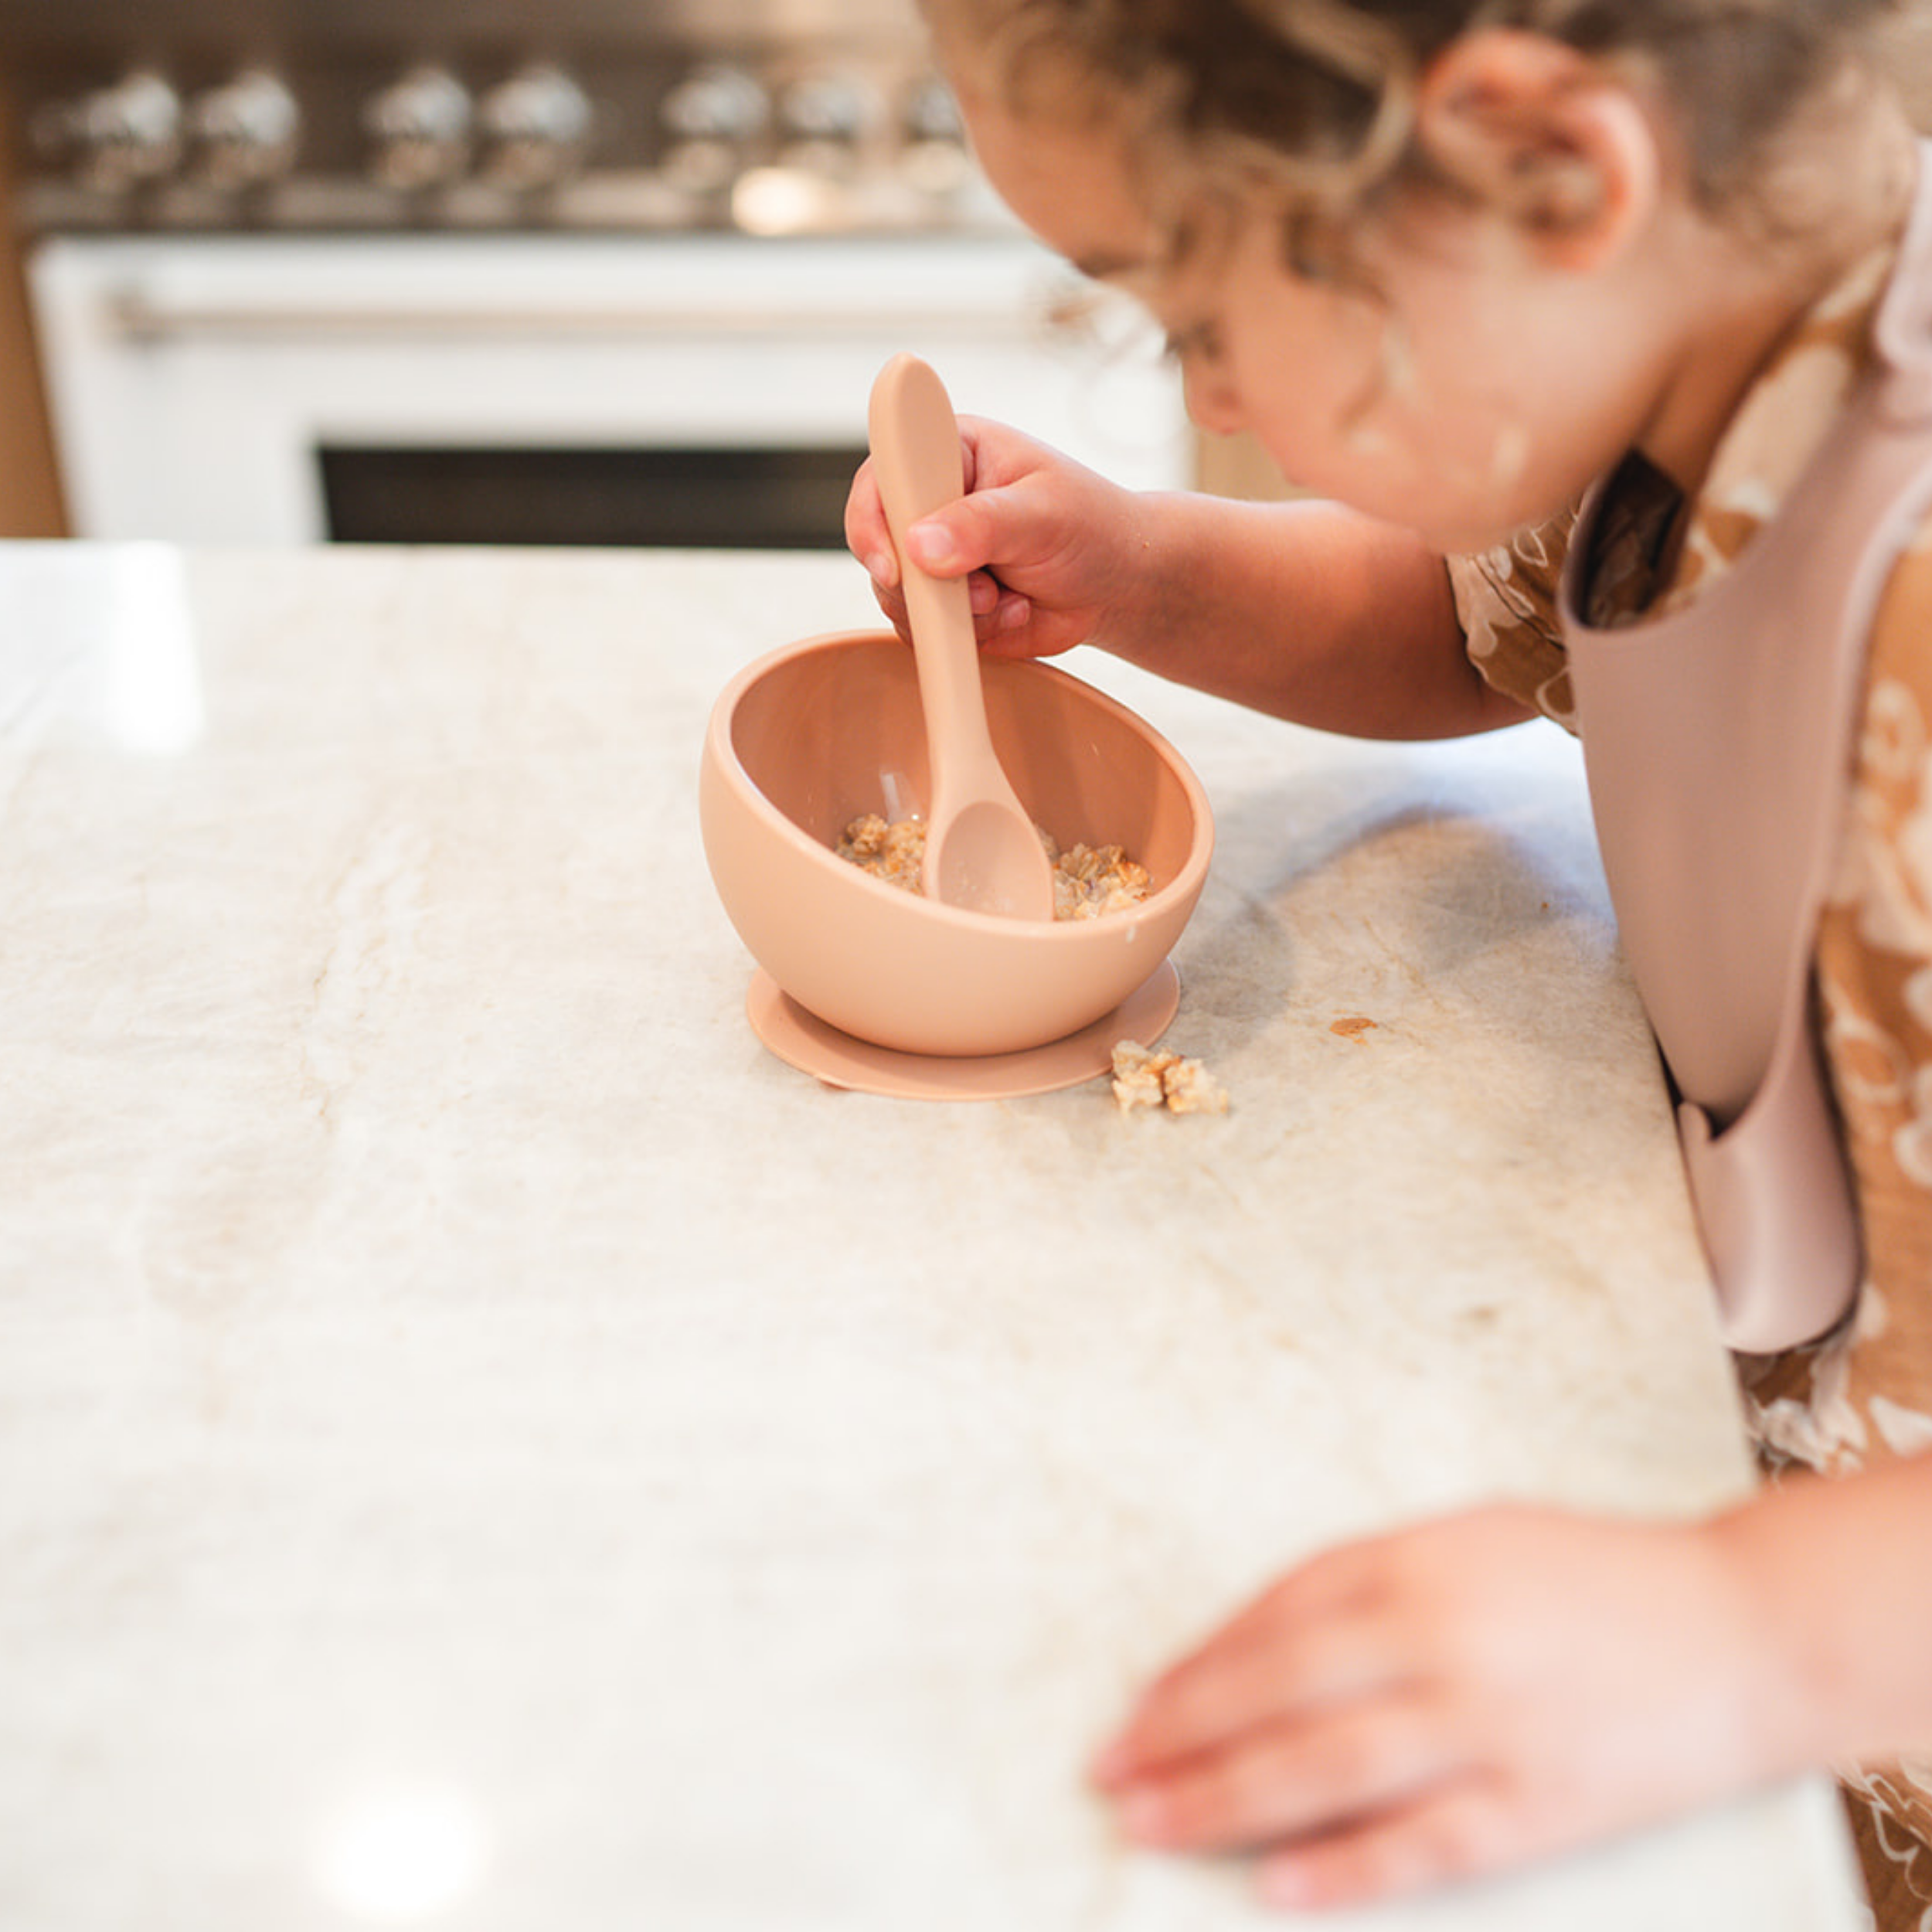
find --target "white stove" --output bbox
[2,0,1188,546]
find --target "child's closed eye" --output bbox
[1162,318,1226,366]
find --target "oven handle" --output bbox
[103,286,1087,344]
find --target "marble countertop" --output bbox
[0,541,1863,1930]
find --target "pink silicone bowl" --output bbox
[699,628,1215,1056]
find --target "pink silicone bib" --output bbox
[1560,146,1932,1352]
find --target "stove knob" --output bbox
[189,70,302,189]
[661,62,768,146]
[776,73,879,149]
[57,71,184,192]
[658,62,768,193]
[366,65,473,191]
[899,74,972,196]
[478,63,593,190]
[904,74,964,146]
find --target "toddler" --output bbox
[845,1,1932,1923]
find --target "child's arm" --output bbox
[1724,1451,1932,1768]
[845,417,1535,742]
[1087,1459,1932,1910]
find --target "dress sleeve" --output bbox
[1445,505,1581,732]
[1746,521,1932,1475]
[1754,525,1932,1930]
[1812,525,1932,1403]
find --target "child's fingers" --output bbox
[1094,1572,1400,1786]
[866,566,1028,647]
[1253,1776,1512,1911]
[904,479,1047,583]
[848,492,992,608]
[842,455,899,588]
[978,590,1037,653]
[1112,1694,1461,1857]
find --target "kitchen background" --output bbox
[2,0,1931,547]
[0,0,1225,548]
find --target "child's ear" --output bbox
[1413,28,1661,270]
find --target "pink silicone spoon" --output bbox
[867,352,1056,921]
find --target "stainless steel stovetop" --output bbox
[0,0,982,236]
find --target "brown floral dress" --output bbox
[1448,243,1932,1929]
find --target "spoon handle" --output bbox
[867,353,998,768]
[869,353,1054,920]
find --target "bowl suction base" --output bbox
[745,961,1181,1100]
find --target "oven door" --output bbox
[29,233,1188,546]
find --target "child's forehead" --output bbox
[942,55,1181,260]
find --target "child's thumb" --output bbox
[906,488,1019,580]
[903,514,972,577]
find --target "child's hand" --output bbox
[1090,1502,1805,1910]
[845,417,1151,662]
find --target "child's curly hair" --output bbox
[939,0,1903,264]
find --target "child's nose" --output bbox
[1182,366,1245,439]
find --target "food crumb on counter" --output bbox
[1329,1015,1378,1043]
[1111,1039,1230,1115]
[835,813,1150,920]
